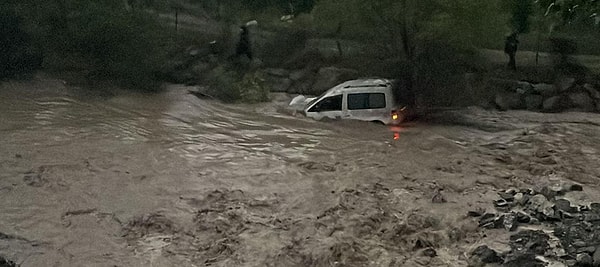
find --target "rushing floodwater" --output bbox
[0,80,410,266]
[4,79,600,266]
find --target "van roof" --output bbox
[324,79,393,95]
[340,78,392,88]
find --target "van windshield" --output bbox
[307,91,329,107]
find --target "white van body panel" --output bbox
[301,79,401,125]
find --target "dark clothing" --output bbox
[505,34,519,70]
[235,26,252,60]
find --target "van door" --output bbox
[305,94,343,120]
[345,93,388,122]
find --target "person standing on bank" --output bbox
[505,33,519,70]
[235,25,252,60]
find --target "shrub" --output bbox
[7,0,171,90]
[206,65,242,102]
[235,71,271,103]
[205,64,271,103]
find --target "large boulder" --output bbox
[533,83,557,97]
[289,68,311,81]
[263,68,290,78]
[543,96,569,112]
[311,67,359,95]
[569,92,596,112]
[288,75,317,95]
[525,94,544,111]
[584,83,600,100]
[263,68,293,93]
[266,76,292,92]
[489,79,532,93]
[557,77,576,92]
[516,81,534,94]
[495,92,524,110]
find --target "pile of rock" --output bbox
[469,182,600,266]
[493,78,600,113]
[0,256,16,267]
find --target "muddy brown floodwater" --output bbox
[2,77,600,267]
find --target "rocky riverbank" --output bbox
[493,77,600,113]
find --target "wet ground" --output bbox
[2,77,600,266]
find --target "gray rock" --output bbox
[567,183,584,192]
[499,191,516,201]
[569,92,596,112]
[479,213,504,229]
[517,81,534,93]
[577,246,596,254]
[505,188,518,195]
[555,199,574,213]
[468,208,485,217]
[514,193,525,204]
[584,84,600,100]
[504,252,545,267]
[593,247,600,266]
[584,213,600,222]
[311,67,359,95]
[533,83,557,97]
[516,212,531,223]
[504,212,519,231]
[0,257,16,267]
[525,94,544,110]
[289,69,311,81]
[495,92,525,110]
[527,194,555,219]
[422,247,437,257]
[264,68,290,77]
[543,96,566,112]
[577,253,593,266]
[540,184,564,199]
[267,77,292,93]
[471,245,503,263]
[288,76,316,95]
[494,198,510,207]
[191,62,211,75]
[558,77,577,92]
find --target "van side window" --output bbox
[348,93,386,110]
[308,95,342,112]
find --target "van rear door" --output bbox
[344,92,388,122]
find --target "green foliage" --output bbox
[259,26,311,67]
[6,0,171,90]
[507,0,534,34]
[313,0,506,55]
[198,0,315,23]
[235,71,271,103]
[206,65,270,103]
[537,0,599,27]
[313,0,506,106]
[206,65,242,102]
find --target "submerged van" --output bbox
[292,79,406,125]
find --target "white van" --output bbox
[292,79,405,125]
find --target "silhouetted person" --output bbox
[235,25,252,60]
[505,33,519,70]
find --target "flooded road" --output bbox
[2,78,600,266]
